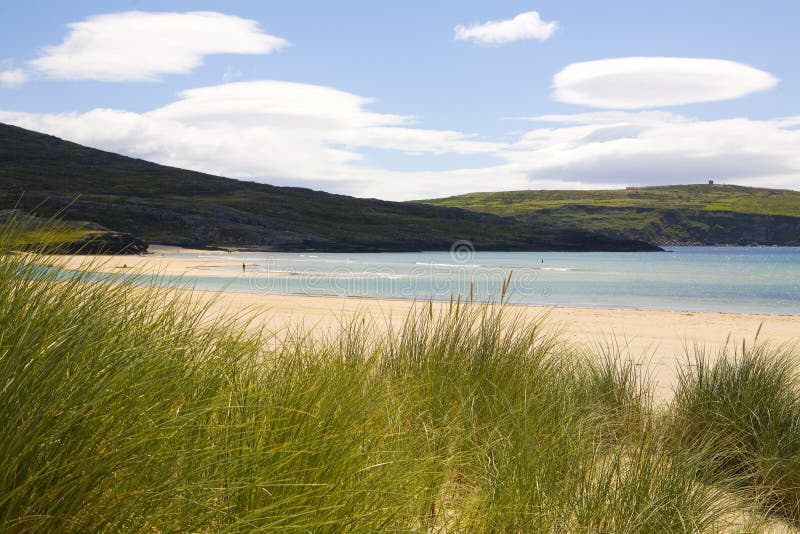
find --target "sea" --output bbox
[139,246,800,315]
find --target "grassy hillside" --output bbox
[423,185,800,245]
[426,185,800,217]
[0,123,658,252]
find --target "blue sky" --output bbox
[1,0,798,199]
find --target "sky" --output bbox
[1,0,799,200]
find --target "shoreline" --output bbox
[47,247,800,317]
[43,249,800,401]
[191,285,800,317]
[144,243,800,254]
[194,286,800,318]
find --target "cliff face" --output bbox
[521,206,800,246]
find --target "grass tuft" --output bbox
[671,340,800,524]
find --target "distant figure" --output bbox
[242,263,246,273]
[708,179,714,185]
[541,259,544,264]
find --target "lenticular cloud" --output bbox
[30,11,288,82]
[553,57,779,109]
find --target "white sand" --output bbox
[47,248,800,401]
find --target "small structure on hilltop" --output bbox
[708,179,714,185]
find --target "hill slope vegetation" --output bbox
[423,185,800,246]
[0,123,658,252]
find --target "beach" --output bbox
[49,247,800,401]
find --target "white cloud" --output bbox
[0,68,28,88]
[455,11,557,45]
[519,111,689,125]
[1,84,799,200]
[553,57,779,109]
[503,112,800,188]
[0,81,503,197]
[29,11,288,82]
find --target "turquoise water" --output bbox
[146,247,799,315]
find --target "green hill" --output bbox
[0,123,659,252]
[422,185,800,246]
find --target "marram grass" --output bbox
[0,221,796,532]
[671,338,800,525]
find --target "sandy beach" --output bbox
[195,289,800,401]
[49,246,800,400]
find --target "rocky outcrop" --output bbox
[58,231,148,255]
[1,209,148,255]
